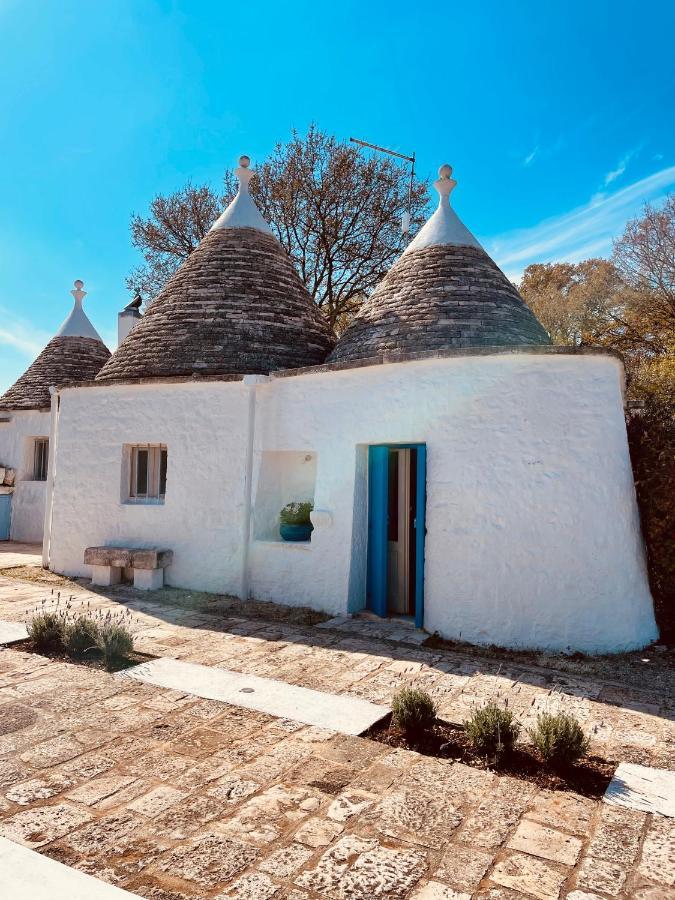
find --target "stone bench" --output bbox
[84,546,173,590]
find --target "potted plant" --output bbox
[279,501,314,542]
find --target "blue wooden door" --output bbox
[0,494,11,541]
[367,446,389,617]
[367,444,426,627]
[414,445,427,628]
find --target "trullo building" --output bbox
[0,281,109,542]
[41,157,658,653]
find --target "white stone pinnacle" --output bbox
[56,280,104,341]
[210,154,274,235]
[435,163,457,201]
[403,162,483,255]
[71,279,86,305]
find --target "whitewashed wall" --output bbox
[47,381,251,593]
[46,352,657,653]
[0,409,50,542]
[249,353,657,653]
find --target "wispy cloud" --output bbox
[487,164,675,282]
[523,146,539,167]
[603,147,640,186]
[0,307,50,358]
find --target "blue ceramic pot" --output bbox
[279,523,313,542]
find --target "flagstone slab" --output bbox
[119,657,389,735]
[0,619,28,644]
[0,836,140,898]
[507,819,582,866]
[0,802,92,848]
[604,761,675,818]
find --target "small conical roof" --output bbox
[330,164,550,363]
[0,281,110,411]
[96,156,334,383]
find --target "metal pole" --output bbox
[349,137,414,164]
[350,137,416,235]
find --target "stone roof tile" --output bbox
[96,227,334,382]
[0,336,111,410]
[96,160,334,383]
[329,244,550,362]
[329,164,550,363]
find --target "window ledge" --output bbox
[122,499,166,507]
[254,539,313,551]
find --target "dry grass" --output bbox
[148,588,331,626]
[0,565,75,587]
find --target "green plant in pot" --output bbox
[279,501,314,542]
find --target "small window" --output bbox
[33,439,49,481]
[129,445,167,502]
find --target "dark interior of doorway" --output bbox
[387,446,418,618]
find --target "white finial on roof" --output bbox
[210,155,273,235]
[56,280,104,341]
[71,279,86,305]
[435,164,457,202]
[403,162,483,256]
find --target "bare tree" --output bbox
[613,194,675,357]
[128,184,221,300]
[127,126,430,329]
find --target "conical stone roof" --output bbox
[96,157,334,384]
[0,281,110,411]
[329,164,550,363]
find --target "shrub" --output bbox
[465,702,520,758]
[626,393,675,642]
[64,615,101,658]
[391,687,437,734]
[97,622,134,669]
[528,712,590,767]
[28,611,66,653]
[279,502,313,526]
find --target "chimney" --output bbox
[118,294,143,347]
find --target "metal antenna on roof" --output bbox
[349,136,416,236]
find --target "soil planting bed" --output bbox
[366,716,615,798]
[12,638,155,673]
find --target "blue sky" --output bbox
[1,0,674,392]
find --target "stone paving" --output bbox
[0,560,673,898]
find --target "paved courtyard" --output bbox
[0,550,673,899]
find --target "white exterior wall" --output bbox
[0,409,50,542]
[47,381,251,594]
[248,353,657,653]
[45,352,657,653]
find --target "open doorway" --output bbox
[367,444,426,627]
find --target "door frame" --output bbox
[367,443,427,628]
[0,493,12,542]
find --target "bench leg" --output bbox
[91,564,122,587]
[133,568,164,590]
